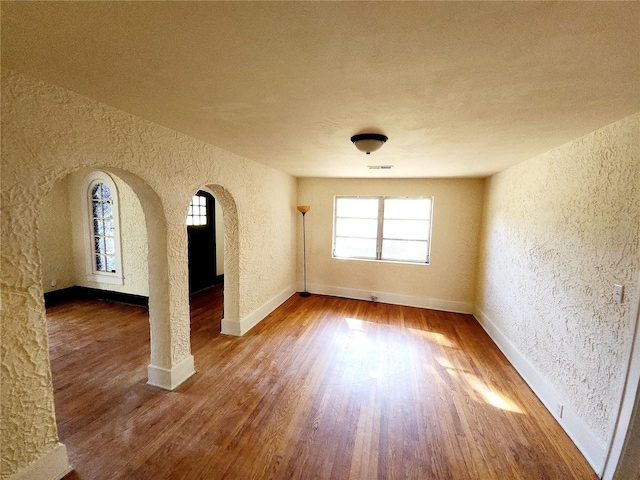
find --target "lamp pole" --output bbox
[297,206,311,297]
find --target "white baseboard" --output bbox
[10,443,72,480]
[222,285,296,336]
[306,283,474,314]
[474,307,607,474]
[147,354,195,390]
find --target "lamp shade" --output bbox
[297,205,310,214]
[350,133,388,154]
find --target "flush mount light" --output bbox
[350,133,388,155]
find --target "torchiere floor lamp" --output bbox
[297,205,311,297]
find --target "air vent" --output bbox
[367,165,394,170]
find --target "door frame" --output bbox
[602,273,640,478]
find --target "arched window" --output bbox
[84,172,123,285]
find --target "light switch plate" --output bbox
[613,284,624,304]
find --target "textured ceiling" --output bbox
[2,1,639,178]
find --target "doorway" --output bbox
[187,190,221,294]
[187,184,240,336]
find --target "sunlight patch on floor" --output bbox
[435,355,456,370]
[462,373,523,414]
[408,328,456,348]
[436,358,523,414]
[340,317,522,415]
[345,317,365,331]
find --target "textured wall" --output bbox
[297,177,484,307]
[1,71,296,477]
[476,113,640,444]
[68,169,149,297]
[39,176,76,294]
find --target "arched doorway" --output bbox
[187,190,223,295]
[38,165,194,390]
[187,189,225,338]
[186,184,240,336]
[37,167,171,478]
[40,169,149,304]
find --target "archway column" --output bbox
[146,279,195,391]
[115,172,195,391]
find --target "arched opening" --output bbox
[38,166,169,474]
[185,184,240,336]
[187,189,222,295]
[40,169,147,301]
[187,188,225,340]
[38,165,189,383]
[29,170,243,478]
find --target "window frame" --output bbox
[186,193,209,227]
[332,195,433,265]
[82,171,124,285]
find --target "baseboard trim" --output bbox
[147,355,195,391]
[305,283,474,314]
[222,285,296,336]
[44,285,148,308]
[9,443,72,480]
[474,307,606,474]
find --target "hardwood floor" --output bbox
[47,287,597,479]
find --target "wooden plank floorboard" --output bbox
[47,287,598,479]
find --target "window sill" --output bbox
[332,255,429,266]
[86,273,124,285]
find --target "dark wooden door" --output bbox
[187,191,217,294]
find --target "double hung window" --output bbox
[333,196,432,264]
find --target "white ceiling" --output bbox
[2,1,639,178]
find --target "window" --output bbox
[333,196,432,264]
[186,194,208,226]
[84,172,123,284]
[91,182,116,273]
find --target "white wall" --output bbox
[39,176,75,293]
[298,177,484,313]
[476,113,640,472]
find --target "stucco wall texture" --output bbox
[477,113,640,444]
[39,177,76,294]
[1,71,296,477]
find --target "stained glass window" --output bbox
[91,182,117,273]
[186,194,207,226]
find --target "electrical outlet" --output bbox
[50,278,57,288]
[557,402,564,419]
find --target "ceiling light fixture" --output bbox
[350,133,388,155]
